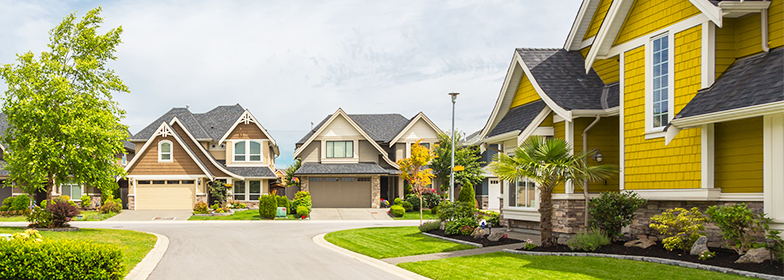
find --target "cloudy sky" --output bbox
[0,0,582,167]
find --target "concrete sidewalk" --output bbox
[310,208,393,220]
[105,210,193,221]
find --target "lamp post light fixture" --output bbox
[448,92,460,202]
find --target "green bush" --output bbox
[0,238,124,280]
[405,194,422,211]
[99,199,122,214]
[26,206,53,228]
[436,201,476,222]
[401,201,413,212]
[193,201,209,214]
[457,183,476,207]
[390,205,405,217]
[296,205,310,218]
[394,197,403,205]
[80,194,92,209]
[12,194,30,211]
[706,203,769,255]
[589,191,647,241]
[430,205,439,215]
[47,199,80,228]
[445,217,478,235]
[567,229,611,251]
[479,210,500,226]
[0,205,7,212]
[276,195,290,211]
[258,195,277,219]
[291,191,311,215]
[2,196,14,208]
[424,193,442,208]
[419,221,441,232]
[650,207,707,251]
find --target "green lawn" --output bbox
[398,252,750,280]
[188,210,298,220]
[0,215,26,222]
[394,209,438,220]
[0,210,116,222]
[324,226,473,259]
[0,227,157,276]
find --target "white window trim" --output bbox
[232,140,264,163]
[506,178,538,210]
[61,183,82,201]
[325,140,355,158]
[233,180,264,201]
[644,32,675,139]
[158,140,173,163]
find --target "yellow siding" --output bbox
[580,46,591,59]
[771,0,784,49]
[539,113,554,128]
[593,56,620,84]
[715,19,736,79]
[510,74,541,108]
[623,46,701,190]
[552,121,566,193]
[715,117,764,193]
[584,0,615,40]
[577,117,620,193]
[715,1,783,78]
[736,14,763,58]
[614,0,700,45]
[674,25,702,114]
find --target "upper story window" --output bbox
[650,33,671,130]
[61,182,81,200]
[159,140,173,162]
[326,141,353,158]
[234,140,262,162]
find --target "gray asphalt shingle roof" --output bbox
[294,162,392,175]
[296,113,412,145]
[517,48,607,110]
[224,166,277,178]
[675,47,784,120]
[489,101,547,137]
[169,127,213,178]
[131,105,244,141]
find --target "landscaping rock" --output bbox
[471,227,486,239]
[624,239,656,249]
[690,236,708,255]
[736,248,771,264]
[439,221,446,231]
[487,231,507,242]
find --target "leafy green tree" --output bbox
[284,158,301,187]
[397,139,436,225]
[488,137,617,247]
[431,132,484,200]
[0,7,128,199]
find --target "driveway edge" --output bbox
[125,231,170,280]
[312,233,432,280]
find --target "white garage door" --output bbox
[136,180,195,210]
[309,177,371,208]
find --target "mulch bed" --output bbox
[426,229,523,247]
[523,241,783,276]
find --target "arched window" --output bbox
[234,141,246,161]
[159,140,173,162]
[233,140,263,162]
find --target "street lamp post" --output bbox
[448,92,459,202]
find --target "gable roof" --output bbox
[564,0,603,51]
[124,122,215,180]
[131,105,245,142]
[217,110,279,149]
[489,101,547,138]
[387,112,443,147]
[297,113,413,145]
[518,48,607,110]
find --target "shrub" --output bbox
[699,250,715,260]
[40,200,47,209]
[26,206,53,228]
[99,199,122,214]
[401,201,413,212]
[459,225,474,236]
[436,201,476,222]
[589,191,647,241]
[405,194,422,211]
[296,205,310,218]
[522,239,537,250]
[424,192,442,208]
[445,217,478,235]
[1,196,13,208]
[208,181,228,206]
[649,207,707,251]
[430,205,439,215]
[11,194,30,211]
[80,194,91,209]
[0,238,124,280]
[457,183,476,207]
[276,195,290,211]
[0,206,7,212]
[193,201,209,214]
[47,199,80,227]
[394,197,403,205]
[258,195,277,219]
[291,191,311,215]
[419,221,441,232]
[705,203,769,255]
[567,229,611,252]
[389,205,405,217]
[479,210,501,227]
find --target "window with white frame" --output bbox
[508,179,535,208]
[650,34,670,129]
[419,143,430,150]
[61,182,81,200]
[233,180,262,201]
[249,181,261,200]
[159,140,173,162]
[326,141,353,158]
[234,140,262,162]
[233,181,246,201]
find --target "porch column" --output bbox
[371,175,380,208]
[764,113,784,230]
[300,176,309,192]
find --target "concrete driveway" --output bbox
[105,210,193,221]
[73,220,419,280]
[310,208,393,220]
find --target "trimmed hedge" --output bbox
[258,195,277,219]
[276,196,290,211]
[297,205,309,218]
[0,238,124,280]
[390,205,405,217]
[12,194,30,211]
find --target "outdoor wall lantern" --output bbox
[593,150,603,163]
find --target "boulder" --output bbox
[439,221,446,231]
[624,239,656,249]
[470,227,486,239]
[487,231,507,242]
[736,248,771,264]
[690,236,709,255]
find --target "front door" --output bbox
[488,179,501,210]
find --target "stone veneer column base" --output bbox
[371,175,380,208]
[128,196,135,210]
[300,176,309,192]
[475,195,489,209]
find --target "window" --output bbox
[152,180,165,184]
[419,143,430,150]
[137,180,151,184]
[234,180,262,201]
[326,141,353,158]
[357,178,371,182]
[249,181,261,200]
[326,178,339,182]
[61,183,81,200]
[210,143,226,150]
[509,179,535,208]
[341,178,355,182]
[159,140,173,162]
[182,180,195,184]
[309,178,322,182]
[234,181,246,201]
[167,180,180,184]
[121,154,127,166]
[650,34,670,129]
[234,140,262,162]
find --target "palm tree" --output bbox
[488,136,617,247]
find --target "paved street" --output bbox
[72,220,420,280]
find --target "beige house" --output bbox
[293,108,442,208]
[125,105,279,210]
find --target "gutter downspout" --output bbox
[582,115,601,227]
[761,9,770,53]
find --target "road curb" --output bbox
[125,231,169,280]
[312,233,432,280]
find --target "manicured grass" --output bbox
[394,209,438,220]
[188,210,298,220]
[0,227,157,276]
[0,210,116,222]
[324,226,474,259]
[0,215,27,222]
[398,252,749,280]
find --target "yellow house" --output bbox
[478,0,784,242]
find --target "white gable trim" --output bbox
[218,110,278,154]
[388,112,444,147]
[515,54,572,121]
[124,122,214,181]
[517,107,554,146]
[564,0,601,51]
[479,54,520,142]
[169,117,244,180]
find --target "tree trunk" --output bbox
[539,189,556,247]
[46,174,54,200]
[420,195,424,226]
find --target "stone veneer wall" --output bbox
[300,176,309,192]
[476,195,489,209]
[196,194,207,204]
[128,196,135,210]
[371,175,380,208]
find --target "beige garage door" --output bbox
[136,180,195,210]
[309,177,371,208]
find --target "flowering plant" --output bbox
[698,250,715,260]
[522,238,536,250]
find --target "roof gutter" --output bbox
[483,130,520,144]
[761,9,770,53]
[665,101,784,144]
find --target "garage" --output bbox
[135,180,195,209]
[309,177,371,208]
